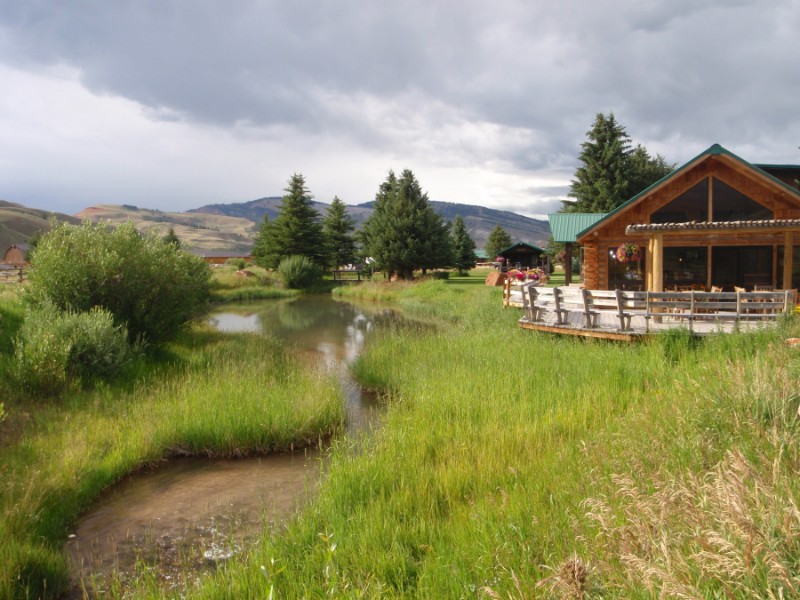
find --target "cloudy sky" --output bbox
[0,1,798,218]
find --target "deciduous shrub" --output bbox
[26,221,211,344]
[13,303,135,396]
[277,255,320,289]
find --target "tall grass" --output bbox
[0,328,344,599]
[173,276,800,599]
[5,272,799,598]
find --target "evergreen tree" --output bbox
[563,112,674,213]
[361,169,449,279]
[566,112,632,213]
[485,225,513,261]
[625,144,674,198]
[452,215,477,275]
[322,196,357,268]
[163,227,181,248]
[251,214,274,268]
[256,174,326,268]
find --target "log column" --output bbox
[564,243,573,286]
[652,233,664,292]
[783,231,794,290]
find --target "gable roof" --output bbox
[576,143,800,241]
[548,213,608,243]
[498,241,546,254]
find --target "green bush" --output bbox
[277,255,320,289]
[25,221,211,344]
[13,303,135,396]
[431,271,450,280]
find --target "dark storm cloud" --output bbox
[0,0,797,213]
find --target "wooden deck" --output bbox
[510,283,796,341]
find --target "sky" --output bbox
[0,1,798,219]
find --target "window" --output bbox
[664,247,707,289]
[712,180,772,221]
[712,246,773,290]
[651,180,708,224]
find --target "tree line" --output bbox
[252,112,675,277]
[251,170,477,279]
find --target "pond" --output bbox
[66,295,415,596]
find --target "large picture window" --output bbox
[651,180,709,224]
[712,180,772,221]
[664,247,708,289]
[712,246,773,290]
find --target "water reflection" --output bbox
[208,296,404,434]
[208,295,397,368]
[67,296,412,596]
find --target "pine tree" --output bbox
[163,227,181,248]
[625,144,674,198]
[322,196,357,269]
[452,215,477,275]
[251,214,274,268]
[485,225,512,261]
[563,112,674,213]
[361,169,449,279]
[257,174,326,268]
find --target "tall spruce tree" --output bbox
[452,215,477,275]
[361,169,450,279]
[322,196,357,268]
[564,112,674,213]
[257,174,326,268]
[251,214,274,268]
[485,225,512,261]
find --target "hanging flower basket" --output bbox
[616,242,641,264]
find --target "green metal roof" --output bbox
[575,143,800,241]
[547,213,608,243]
[498,241,546,254]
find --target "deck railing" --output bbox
[517,284,796,336]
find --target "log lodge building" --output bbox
[563,144,800,293]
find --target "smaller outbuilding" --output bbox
[497,242,547,270]
[2,244,27,266]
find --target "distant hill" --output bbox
[0,200,81,254]
[190,198,551,250]
[76,205,258,255]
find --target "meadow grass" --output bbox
[0,324,344,599]
[175,275,800,599]
[5,273,800,598]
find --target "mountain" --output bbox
[190,198,551,250]
[0,199,81,253]
[76,204,258,255]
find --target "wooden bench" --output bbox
[522,285,592,327]
[521,287,795,335]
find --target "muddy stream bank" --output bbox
[65,296,411,596]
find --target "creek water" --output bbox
[65,295,407,596]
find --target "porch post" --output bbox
[646,236,654,290]
[652,233,664,292]
[564,243,573,286]
[783,231,794,290]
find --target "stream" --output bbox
[65,295,409,596]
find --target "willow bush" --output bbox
[25,221,211,344]
[13,302,135,396]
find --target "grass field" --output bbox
[185,276,800,598]
[3,272,800,598]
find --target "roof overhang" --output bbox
[626,219,800,237]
